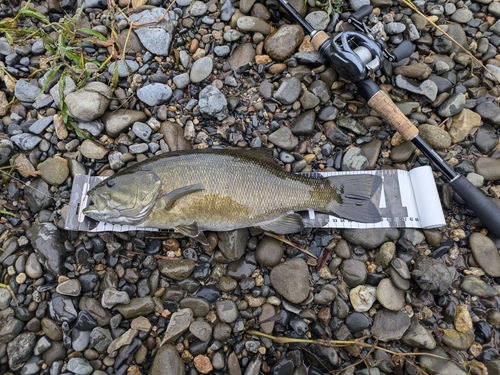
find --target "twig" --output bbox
[263,231,317,259]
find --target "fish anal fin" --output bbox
[174,222,209,246]
[163,183,204,210]
[258,213,304,234]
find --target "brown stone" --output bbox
[193,354,213,374]
[449,108,481,143]
[264,24,305,61]
[454,305,473,333]
[159,121,192,151]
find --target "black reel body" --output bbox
[329,31,384,82]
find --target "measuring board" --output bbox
[65,166,445,232]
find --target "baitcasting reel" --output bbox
[328,5,414,82]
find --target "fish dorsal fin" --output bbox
[258,213,304,234]
[163,184,204,210]
[174,222,209,246]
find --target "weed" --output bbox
[0,0,112,135]
[315,0,344,17]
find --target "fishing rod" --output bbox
[277,0,500,238]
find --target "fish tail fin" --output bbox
[326,174,382,223]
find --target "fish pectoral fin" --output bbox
[258,213,304,234]
[174,222,209,246]
[163,184,205,210]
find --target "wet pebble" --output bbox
[376,278,405,311]
[401,321,436,349]
[190,56,214,83]
[102,287,131,309]
[273,77,302,105]
[349,285,377,312]
[161,308,194,346]
[469,233,500,277]
[137,83,173,106]
[411,256,453,295]
[268,127,298,150]
[255,237,284,267]
[417,124,451,149]
[65,82,112,121]
[215,300,238,323]
[372,310,410,341]
[7,332,36,371]
[270,258,310,303]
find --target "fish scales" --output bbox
[142,150,337,231]
[83,149,382,237]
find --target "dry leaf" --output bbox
[132,0,148,10]
[14,154,40,178]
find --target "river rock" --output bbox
[137,83,173,106]
[342,228,400,249]
[469,233,500,277]
[104,109,147,137]
[349,285,377,312]
[159,120,192,151]
[264,24,304,61]
[15,79,41,103]
[26,223,66,276]
[418,124,451,149]
[419,346,468,375]
[227,43,255,72]
[236,16,271,34]
[65,82,112,121]
[161,308,194,345]
[199,85,228,120]
[255,237,284,267]
[412,256,453,295]
[129,8,179,56]
[274,77,302,105]
[218,229,249,261]
[376,278,405,311]
[158,259,196,280]
[401,320,436,349]
[268,127,298,150]
[460,275,498,297]
[372,310,410,341]
[116,297,155,319]
[80,139,109,160]
[190,56,214,83]
[475,157,500,181]
[270,258,310,303]
[24,178,53,214]
[448,108,481,142]
[149,344,186,375]
[37,157,69,186]
[7,332,36,370]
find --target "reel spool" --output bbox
[329,31,385,82]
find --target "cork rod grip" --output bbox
[368,90,419,140]
[311,31,329,51]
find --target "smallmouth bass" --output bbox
[83,149,382,244]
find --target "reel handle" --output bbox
[387,40,414,62]
[350,5,373,22]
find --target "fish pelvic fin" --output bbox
[258,213,304,234]
[326,174,382,223]
[174,222,209,246]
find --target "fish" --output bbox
[83,148,382,244]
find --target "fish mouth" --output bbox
[83,192,118,221]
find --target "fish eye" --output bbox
[107,180,116,188]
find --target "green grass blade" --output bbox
[78,27,107,40]
[20,7,50,24]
